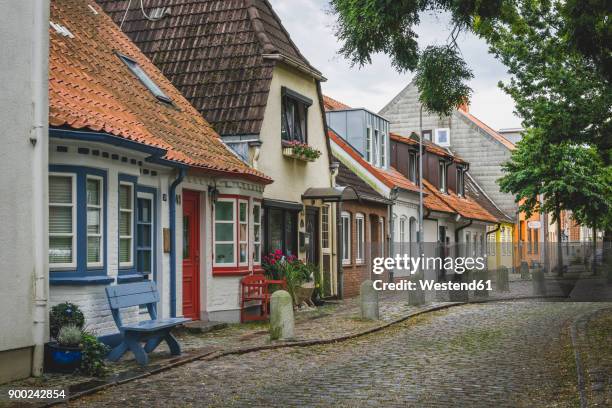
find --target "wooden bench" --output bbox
[105,281,190,366]
[240,274,286,323]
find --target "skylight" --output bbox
[118,54,171,103]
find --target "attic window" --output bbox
[118,54,171,103]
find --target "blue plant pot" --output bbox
[45,342,82,373]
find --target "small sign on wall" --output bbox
[527,221,542,229]
[163,228,171,252]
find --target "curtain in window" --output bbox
[119,184,133,264]
[49,175,74,264]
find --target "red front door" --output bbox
[182,190,200,320]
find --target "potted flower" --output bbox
[282,141,322,162]
[262,250,317,307]
[44,302,110,376]
[46,325,83,373]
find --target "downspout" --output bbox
[486,223,501,269]
[455,219,473,248]
[388,187,399,282]
[32,0,50,378]
[486,223,501,238]
[336,200,344,299]
[169,168,186,317]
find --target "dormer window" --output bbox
[422,129,433,141]
[439,161,448,193]
[118,54,171,103]
[281,87,312,143]
[457,167,465,197]
[435,128,450,146]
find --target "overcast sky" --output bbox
[269,0,523,130]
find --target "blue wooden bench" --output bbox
[105,281,190,366]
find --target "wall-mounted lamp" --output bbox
[329,161,340,178]
[208,185,219,203]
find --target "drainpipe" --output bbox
[32,0,50,377]
[486,223,501,238]
[169,168,186,317]
[388,187,399,282]
[455,218,473,255]
[336,200,344,299]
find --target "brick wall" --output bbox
[340,201,388,298]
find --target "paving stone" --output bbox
[68,301,610,407]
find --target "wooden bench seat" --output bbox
[105,281,190,366]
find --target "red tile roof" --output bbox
[49,0,271,184]
[390,132,466,164]
[422,180,498,223]
[329,129,422,195]
[323,95,351,111]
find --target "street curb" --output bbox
[569,306,612,408]
[43,294,565,406]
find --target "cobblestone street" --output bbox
[69,301,611,408]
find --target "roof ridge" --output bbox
[454,109,515,151]
[245,0,277,54]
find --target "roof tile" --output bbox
[50,0,270,183]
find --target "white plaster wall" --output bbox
[258,64,333,202]
[48,141,172,332]
[0,0,49,359]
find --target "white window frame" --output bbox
[321,204,330,250]
[213,198,237,267]
[374,129,380,167]
[238,199,249,267]
[366,127,372,163]
[435,128,450,146]
[86,175,104,268]
[399,216,406,254]
[379,217,385,255]
[341,211,351,265]
[355,213,365,264]
[136,192,155,276]
[439,161,447,193]
[253,201,262,265]
[380,132,386,168]
[49,173,77,269]
[457,167,465,197]
[119,181,134,268]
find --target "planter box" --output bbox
[44,342,82,373]
[282,147,316,162]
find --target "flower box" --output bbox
[281,141,321,162]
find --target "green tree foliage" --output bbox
[414,45,474,115]
[499,129,612,271]
[330,0,611,154]
[479,0,611,162]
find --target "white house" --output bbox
[47,0,272,336]
[0,0,49,383]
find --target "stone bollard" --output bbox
[360,280,379,320]
[269,290,294,341]
[408,272,426,305]
[519,261,530,280]
[532,267,547,296]
[496,266,510,292]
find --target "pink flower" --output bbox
[270,259,276,265]
[274,249,282,256]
